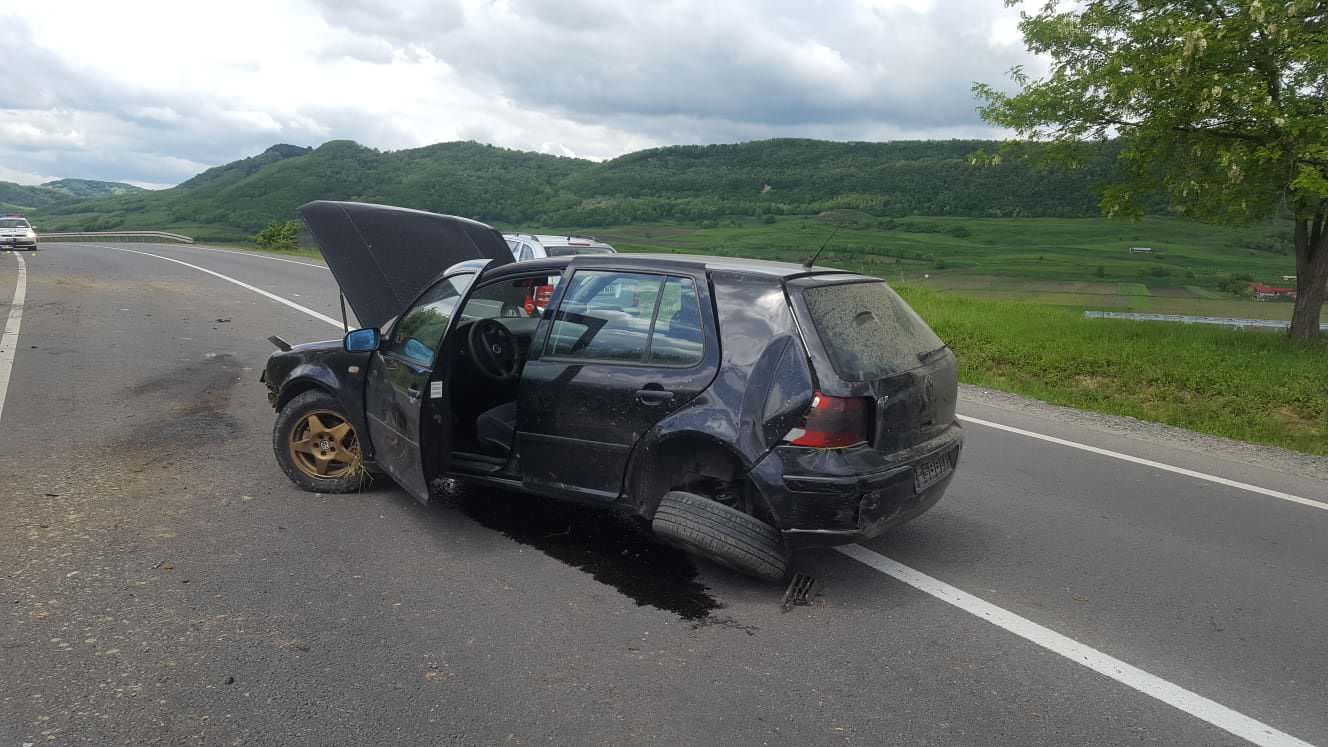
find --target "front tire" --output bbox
[273,390,367,493]
[652,491,789,582]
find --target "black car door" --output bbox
[517,267,720,501]
[364,272,474,502]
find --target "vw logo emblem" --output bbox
[491,344,503,355]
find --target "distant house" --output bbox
[1249,282,1297,300]
[1282,275,1297,282]
[1129,247,1153,254]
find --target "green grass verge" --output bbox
[899,287,1328,455]
[218,242,324,261]
[1184,285,1226,300]
[1117,282,1152,296]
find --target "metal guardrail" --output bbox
[1084,310,1328,332]
[37,231,194,244]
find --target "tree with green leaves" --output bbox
[976,1,1328,339]
[254,219,302,251]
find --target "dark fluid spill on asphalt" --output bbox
[432,479,721,620]
[125,353,243,448]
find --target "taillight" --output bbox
[785,392,871,448]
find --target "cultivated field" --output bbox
[565,214,1302,321]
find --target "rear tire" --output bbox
[652,491,789,582]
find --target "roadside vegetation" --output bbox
[254,219,302,251]
[975,0,1327,339]
[570,215,1298,291]
[901,287,1328,456]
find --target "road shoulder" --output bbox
[961,383,1328,485]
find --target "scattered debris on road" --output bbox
[780,573,819,613]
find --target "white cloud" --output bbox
[0,164,59,186]
[1,0,1036,186]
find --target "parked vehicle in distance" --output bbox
[0,216,38,250]
[504,234,618,313]
[262,202,961,580]
[504,232,617,261]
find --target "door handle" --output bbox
[636,386,675,405]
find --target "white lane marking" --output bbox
[0,251,28,425]
[837,544,1312,747]
[95,246,345,329]
[149,242,328,269]
[957,414,1327,512]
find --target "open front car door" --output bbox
[299,202,514,502]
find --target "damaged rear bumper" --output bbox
[748,423,963,550]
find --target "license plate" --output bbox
[914,452,953,491]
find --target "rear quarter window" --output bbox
[801,281,944,382]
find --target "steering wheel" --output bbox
[468,318,520,381]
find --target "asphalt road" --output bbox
[2,243,1326,746]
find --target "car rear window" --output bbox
[800,281,944,382]
[0,219,29,228]
[546,245,614,256]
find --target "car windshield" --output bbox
[801,280,944,382]
[0,219,29,228]
[545,245,614,256]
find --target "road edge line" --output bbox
[95,245,345,329]
[0,251,28,426]
[956,414,1326,512]
[837,544,1313,747]
[151,242,328,269]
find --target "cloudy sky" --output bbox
[1,0,1036,188]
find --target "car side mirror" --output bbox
[343,328,380,352]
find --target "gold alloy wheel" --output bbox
[288,410,361,479]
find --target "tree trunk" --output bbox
[1289,213,1328,341]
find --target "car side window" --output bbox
[388,274,472,366]
[545,271,663,362]
[647,276,704,365]
[517,243,534,261]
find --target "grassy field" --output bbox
[899,287,1327,455]
[547,214,1306,322]
[564,213,1295,282]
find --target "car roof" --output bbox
[503,232,614,249]
[479,252,870,281]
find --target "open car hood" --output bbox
[299,201,513,329]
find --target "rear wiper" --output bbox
[917,345,948,364]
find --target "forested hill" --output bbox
[34,138,1125,238]
[0,178,143,212]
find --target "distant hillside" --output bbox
[41,179,144,199]
[0,178,143,212]
[33,138,1127,239]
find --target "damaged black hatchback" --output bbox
[262,201,962,580]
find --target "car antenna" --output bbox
[803,223,841,268]
[339,291,349,333]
